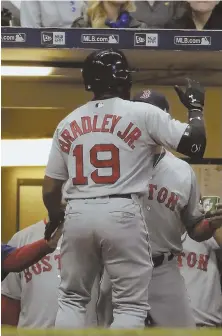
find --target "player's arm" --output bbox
[191,204,222,243]
[43,128,68,240]
[2,233,22,326]
[175,79,206,158]
[2,228,62,275]
[43,129,68,215]
[147,79,206,158]
[1,295,20,326]
[189,215,222,243]
[181,170,222,242]
[206,205,222,246]
[1,245,16,281]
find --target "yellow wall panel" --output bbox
[1,167,46,242]
[137,87,222,158]
[2,82,221,157]
[19,185,47,230]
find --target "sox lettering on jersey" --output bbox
[23,253,61,283]
[148,184,179,211]
[177,252,209,272]
[59,114,142,152]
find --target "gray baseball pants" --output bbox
[97,256,196,328]
[55,196,153,329]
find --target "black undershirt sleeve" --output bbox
[177,110,206,158]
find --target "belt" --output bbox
[153,253,174,268]
[109,194,132,199]
[67,194,132,201]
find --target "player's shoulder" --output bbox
[164,151,191,170]
[163,151,194,181]
[56,104,87,130]
[123,99,155,112]
[8,220,46,247]
[119,99,164,125]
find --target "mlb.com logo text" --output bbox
[1,33,26,42]
[134,33,158,47]
[174,36,211,46]
[81,34,119,44]
[41,32,65,45]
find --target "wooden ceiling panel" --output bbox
[2,79,90,108]
[2,77,222,159]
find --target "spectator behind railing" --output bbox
[72,1,147,28]
[1,7,12,26]
[166,1,222,30]
[131,1,186,28]
[20,0,86,28]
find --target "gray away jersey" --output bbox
[1,220,61,328]
[142,151,204,255]
[179,234,222,326]
[1,221,98,328]
[45,98,188,198]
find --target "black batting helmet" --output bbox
[82,49,132,98]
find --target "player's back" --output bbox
[142,151,197,255]
[53,98,182,199]
[179,234,222,326]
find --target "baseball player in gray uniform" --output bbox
[1,219,99,328]
[180,218,222,327]
[96,89,222,328]
[1,219,61,328]
[42,49,206,329]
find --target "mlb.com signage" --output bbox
[174,36,211,46]
[81,34,119,44]
[1,33,26,42]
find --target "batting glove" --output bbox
[174,78,205,112]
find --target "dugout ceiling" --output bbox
[2,48,222,86]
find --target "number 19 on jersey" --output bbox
[72,144,120,185]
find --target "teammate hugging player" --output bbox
[1,225,62,282]
[1,219,62,328]
[2,217,99,328]
[42,48,207,329]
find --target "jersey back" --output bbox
[1,221,61,328]
[179,234,222,325]
[46,98,187,198]
[142,151,203,255]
